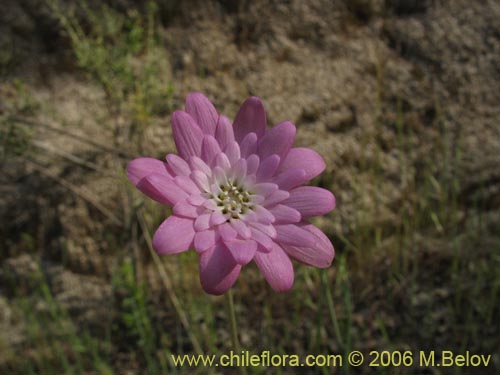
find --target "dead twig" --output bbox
[136,210,204,356]
[26,159,122,226]
[32,140,120,177]
[9,115,135,159]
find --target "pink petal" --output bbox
[212,166,227,185]
[166,154,191,176]
[232,158,247,182]
[246,154,260,175]
[268,204,301,224]
[283,186,335,218]
[278,147,326,182]
[253,205,275,224]
[185,92,218,135]
[137,174,188,206]
[194,213,211,231]
[187,194,207,206]
[218,222,237,241]
[174,175,200,195]
[254,243,294,292]
[249,222,277,238]
[224,239,257,265]
[251,227,274,250]
[233,97,267,143]
[230,219,251,239]
[173,201,199,218]
[215,115,235,150]
[256,155,280,181]
[199,242,241,295]
[257,121,295,160]
[189,156,212,176]
[210,211,227,226]
[171,110,203,159]
[242,209,257,222]
[201,135,221,166]
[272,168,307,191]
[281,222,334,268]
[215,153,231,171]
[126,157,171,185]
[202,199,218,210]
[243,174,256,187]
[239,132,258,157]
[250,195,264,205]
[153,216,195,254]
[263,189,290,207]
[190,171,210,192]
[194,229,217,253]
[224,141,241,165]
[275,224,317,248]
[253,183,278,197]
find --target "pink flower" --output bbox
[127,93,335,295]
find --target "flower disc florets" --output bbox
[212,179,253,218]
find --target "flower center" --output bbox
[212,180,254,219]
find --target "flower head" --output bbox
[127,93,335,295]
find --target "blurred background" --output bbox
[1,0,499,374]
